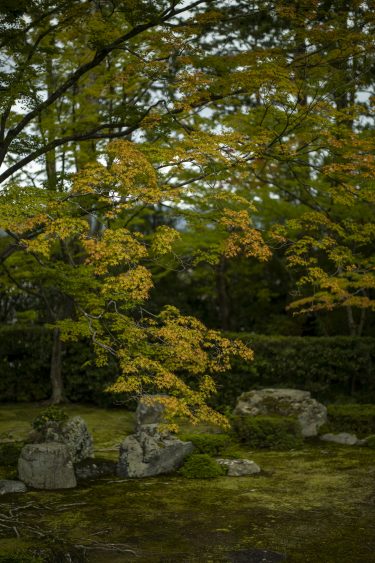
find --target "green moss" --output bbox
[232,415,303,450]
[0,554,43,563]
[179,433,231,456]
[0,403,134,457]
[179,454,227,479]
[1,405,375,561]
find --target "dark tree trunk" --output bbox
[216,257,230,331]
[49,328,66,404]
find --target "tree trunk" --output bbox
[49,328,66,404]
[216,257,230,331]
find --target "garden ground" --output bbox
[0,404,374,562]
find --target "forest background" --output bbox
[0,0,374,416]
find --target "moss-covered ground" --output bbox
[1,404,375,562]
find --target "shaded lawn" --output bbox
[0,403,134,457]
[0,403,375,562]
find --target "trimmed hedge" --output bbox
[232,415,303,450]
[323,404,375,438]
[0,326,118,405]
[211,334,375,409]
[0,326,374,406]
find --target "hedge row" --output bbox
[0,326,118,406]
[0,327,374,406]
[209,334,375,409]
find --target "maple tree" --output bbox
[0,140,257,420]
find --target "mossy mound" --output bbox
[232,415,303,450]
[179,454,227,479]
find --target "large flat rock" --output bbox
[18,443,77,489]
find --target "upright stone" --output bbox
[233,388,327,437]
[135,395,167,429]
[61,416,94,463]
[18,443,76,489]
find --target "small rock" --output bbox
[216,458,261,476]
[320,432,359,445]
[0,480,27,495]
[18,443,77,489]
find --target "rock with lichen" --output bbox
[28,416,94,463]
[118,426,193,478]
[18,443,76,489]
[234,388,327,437]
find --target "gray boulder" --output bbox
[135,395,168,429]
[61,416,94,463]
[0,480,27,495]
[118,428,193,478]
[320,432,359,445]
[216,458,261,477]
[18,443,77,489]
[234,388,327,437]
[28,416,94,463]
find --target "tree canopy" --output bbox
[0,0,374,411]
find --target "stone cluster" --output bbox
[117,397,194,478]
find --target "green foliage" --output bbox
[178,454,226,479]
[232,415,303,450]
[0,441,24,467]
[212,334,375,409]
[0,326,52,402]
[0,326,120,405]
[1,327,375,408]
[32,406,68,431]
[179,433,230,456]
[365,435,375,449]
[324,405,375,438]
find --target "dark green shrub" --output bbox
[232,415,303,450]
[179,433,231,456]
[32,406,68,431]
[178,454,227,479]
[0,441,24,466]
[0,326,119,405]
[325,404,375,438]
[1,326,375,407]
[211,334,375,408]
[365,435,375,449]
